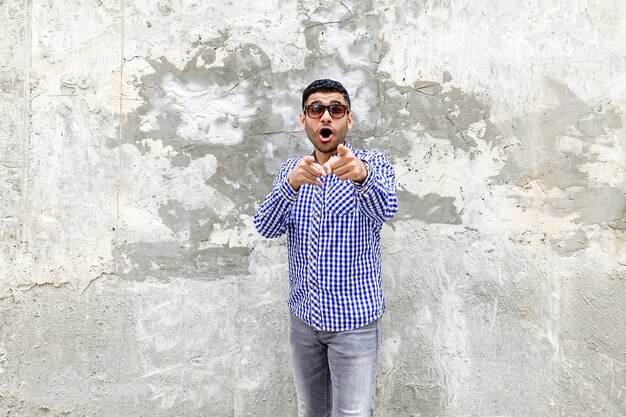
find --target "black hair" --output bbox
[301,79,351,109]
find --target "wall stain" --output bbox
[493,80,625,254]
[117,1,507,256]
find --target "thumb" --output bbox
[323,160,333,175]
[323,155,338,174]
[337,143,349,156]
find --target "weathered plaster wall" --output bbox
[1,0,624,416]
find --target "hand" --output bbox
[287,155,326,191]
[322,144,368,183]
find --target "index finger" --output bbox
[337,144,350,157]
[302,155,316,165]
[301,155,325,176]
[323,155,340,175]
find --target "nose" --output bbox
[320,107,333,122]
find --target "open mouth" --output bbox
[319,127,333,141]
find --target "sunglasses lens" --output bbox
[329,105,345,118]
[308,104,324,118]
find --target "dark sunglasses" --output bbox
[304,104,349,119]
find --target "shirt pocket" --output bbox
[325,183,357,216]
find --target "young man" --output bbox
[254,79,398,417]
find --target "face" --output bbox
[299,91,353,164]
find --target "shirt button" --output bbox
[315,188,322,194]
[312,211,319,217]
[309,259,316,265]
[309,282,316,289]
[311,234,317,240]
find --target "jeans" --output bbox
[289,313,382,417]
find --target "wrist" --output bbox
[287,174,300,191]
[355,160,370,183]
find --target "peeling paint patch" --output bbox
[395,191,462,224]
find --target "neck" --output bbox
[314,150,333,165]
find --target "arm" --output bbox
[351,151,398,223]
[253,159,299,238]
[255,155,328,237]
[322,144,398,224]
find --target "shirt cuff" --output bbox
[279,176,298,202]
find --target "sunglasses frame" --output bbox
[304,104,349,119]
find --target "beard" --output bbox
[313,137,342,154]
[306,126,346,157]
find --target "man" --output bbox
[254,79,398,417]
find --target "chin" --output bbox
[317,142,339,154]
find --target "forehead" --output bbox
[305,92,347,106]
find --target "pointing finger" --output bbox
[309,163,325,177]
[301,156,325,176]
[337,144,349,157]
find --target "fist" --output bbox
[287,155,326,191]
[322,144,368,183]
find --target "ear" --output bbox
[347,111,353,130]
[299,112,306,129]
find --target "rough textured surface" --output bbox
[1,0,625,416]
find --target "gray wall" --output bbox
[1,1,625,416]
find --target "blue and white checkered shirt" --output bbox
[254,141,398,331]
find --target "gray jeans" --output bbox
[288,313,382,417]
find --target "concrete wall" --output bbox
[1,0,624,416]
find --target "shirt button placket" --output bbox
[308,180,324,328]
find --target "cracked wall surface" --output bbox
[1,0,625,416]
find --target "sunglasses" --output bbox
[304,104,349,119]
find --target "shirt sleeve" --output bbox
[351,152,399,223]
[253,158,299,238]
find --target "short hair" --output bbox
[302,79,351,110]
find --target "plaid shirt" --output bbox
[254,142,398,331]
